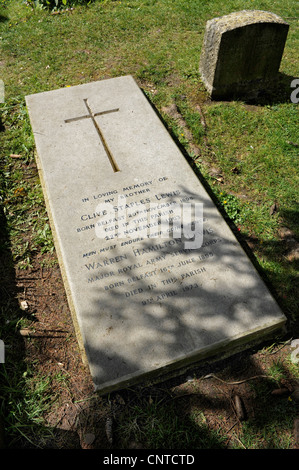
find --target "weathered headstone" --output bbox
[26,76,286,394]
[199,10,289,99]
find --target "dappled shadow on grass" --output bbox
[0,157,69,448]
[0,116,5,133]
[112,387,228,449]
[238,205,299,336]
[107,345,298,449]
[243,235,299,335]
[0,15,8,24]
[3,344,298,449]
[280,207,299,242]
[0,205,28,447]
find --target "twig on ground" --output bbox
[171,373,269,401]
[194,104,207,132]
[200,373,269,385]
[226,420,238,433]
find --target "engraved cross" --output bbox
[65,99,120,172]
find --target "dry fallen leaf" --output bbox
[216,176,224,184]
[271,387,290,396]
[83,433,95,445]
[80,432,96,449]
[20,300,28,310]
[233,395,246,421]
[14,187,26,197]
[19,328,31,337]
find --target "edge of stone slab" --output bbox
[25,78,287,395]
[24,77,136,374]
[31,148,90,370]
[25,74,136,101]
[94,315,286,395]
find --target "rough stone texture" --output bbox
[199,10,289,99]
[26,76,286,394]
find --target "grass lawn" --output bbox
[0,0,298,449]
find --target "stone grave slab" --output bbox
[26,76,286,394]
[199,10,289,99]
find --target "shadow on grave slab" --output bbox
[77,187,286,395]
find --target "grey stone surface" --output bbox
[199,10,289,99]
[26,76,286,394]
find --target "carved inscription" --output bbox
[76,175,222,306]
